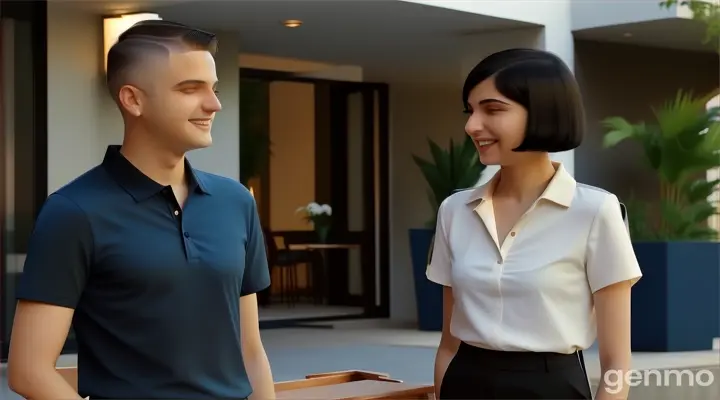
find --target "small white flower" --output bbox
[322,204,332,216]
[308,202,322,215]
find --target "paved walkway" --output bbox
[2,319,719,399]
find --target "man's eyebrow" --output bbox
[173,80,219,88]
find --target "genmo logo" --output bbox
[603,369,716,394]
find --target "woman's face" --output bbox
[464,77,528,166]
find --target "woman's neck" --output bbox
[494,154,556,203]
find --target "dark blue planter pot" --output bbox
[409,228,444,331]
[632,241,720,351]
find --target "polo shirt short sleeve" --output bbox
[14,146,272,399]
[242,197,271,296]
[16,193,93,309]
[426,200,453,287]
[586,193,642,293]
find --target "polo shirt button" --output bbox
[510,231,516,237]
[184,232,190,238]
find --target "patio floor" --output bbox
[2,319,718,399]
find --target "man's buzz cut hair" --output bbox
[106,20,218,101]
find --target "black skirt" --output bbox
[439,342,593,400]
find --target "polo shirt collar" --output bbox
[102,145,210,202]
[465,161,575,207]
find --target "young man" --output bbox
[7,20,275,400]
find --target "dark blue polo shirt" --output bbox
[16,145,271,399]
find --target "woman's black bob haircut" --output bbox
[462,48,585,153]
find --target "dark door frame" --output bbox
[0,0,49,362]
[239,68,390,319]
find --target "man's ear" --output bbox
[117,85,143,117]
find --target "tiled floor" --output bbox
[2,319,719,399]
[258,304,363,321]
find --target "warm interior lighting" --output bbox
[103,13,162,72]
[249,186,255,197]
[283,19,303,28]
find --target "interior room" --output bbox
[239,54,390,327]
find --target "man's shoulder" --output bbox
[193,170,253,204]
[47,165,111,212]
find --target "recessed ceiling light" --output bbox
[623,32,633,37]
[283,19,302,28]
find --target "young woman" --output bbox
[428,48,642,400]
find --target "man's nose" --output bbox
[205,93,222,113]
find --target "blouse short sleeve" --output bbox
[426,200,452,287]
[586,193,643,293]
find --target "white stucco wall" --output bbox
[46,2,240,194]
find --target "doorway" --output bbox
[239,69,390,327]
[0,0,49,361]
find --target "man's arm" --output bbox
[240,294,275,400]
[240,192,274,399]
[8,302,81,399]
[7,194,93,400]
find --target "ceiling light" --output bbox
[103,13,162,73]
[623,32,633,38]
[283,19,303,28]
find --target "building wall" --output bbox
[43,1,718,325]
[573,40,720,203]
[46,1,240,195]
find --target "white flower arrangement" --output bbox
[296,202,332,222]
[297,202,333,242]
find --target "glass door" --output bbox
[326,82,390,317]
[0,0,48,361]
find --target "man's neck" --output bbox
[119,137,187,188]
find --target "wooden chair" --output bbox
[263,228,317,306]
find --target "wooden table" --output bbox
[276,370,434,400]
[288,243,361,251]
[56,367,435,399]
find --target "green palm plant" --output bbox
[602,89,720,240]
[412,135,486,227]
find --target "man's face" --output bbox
[138,49,221,152]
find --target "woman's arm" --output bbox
[585,194,642,400]
[434,286,460,399]
[594,280,634,400]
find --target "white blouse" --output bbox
[426,162,642,354]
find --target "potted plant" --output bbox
[602,89,720,351]
[409,135,486,331]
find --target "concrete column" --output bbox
[540,0,575,175]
